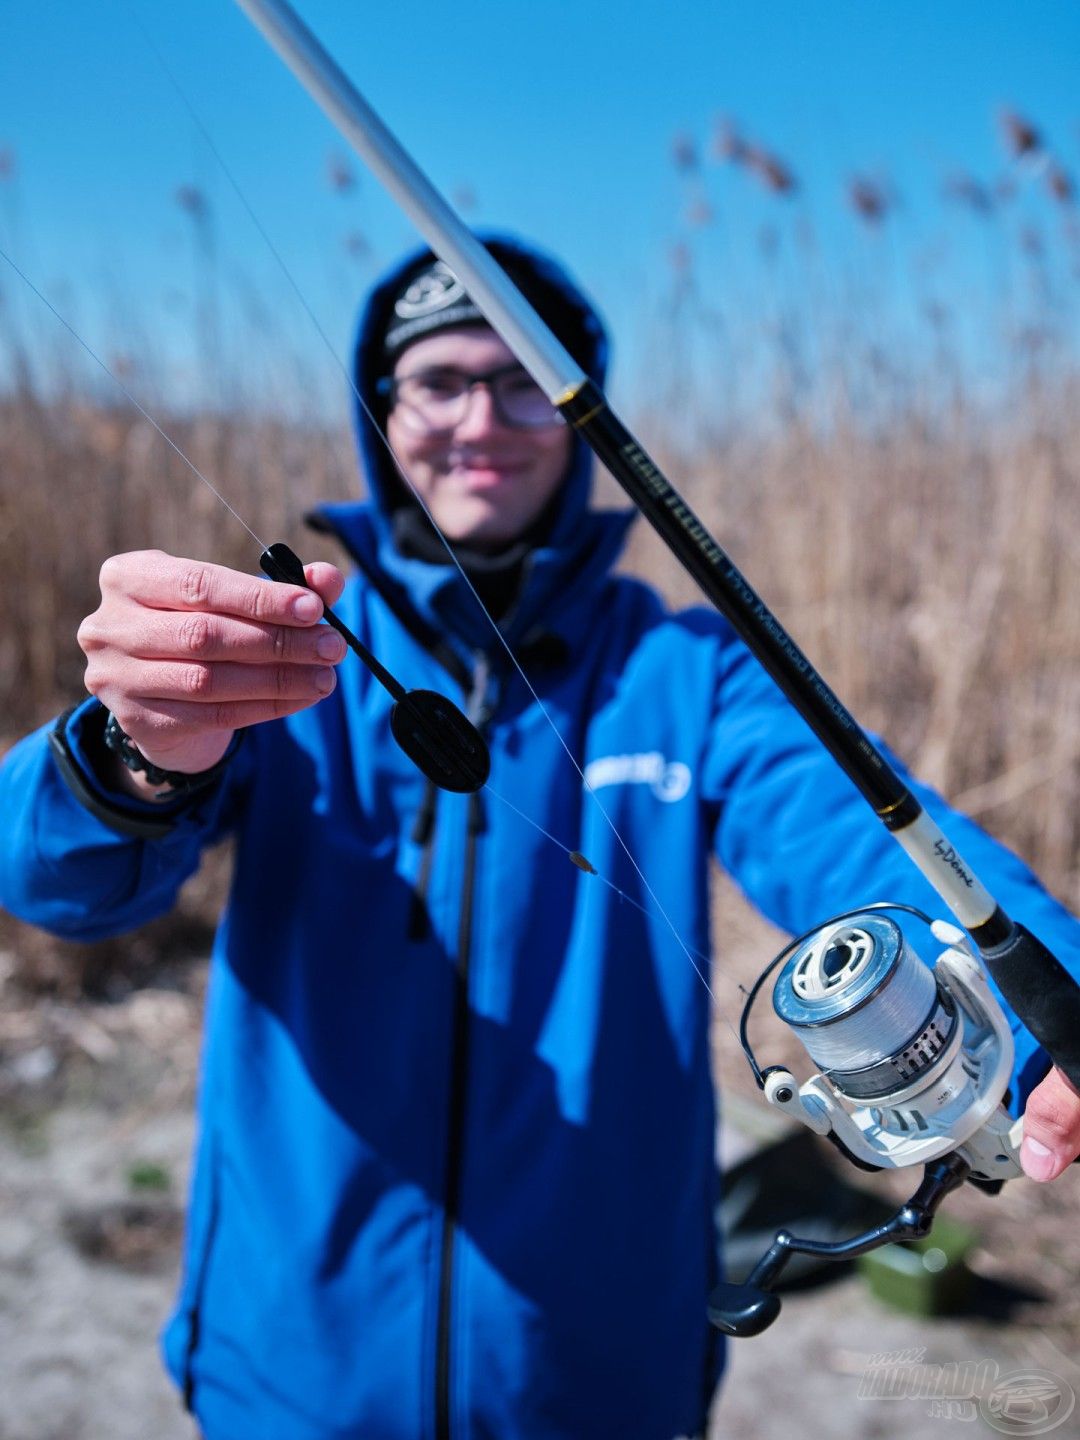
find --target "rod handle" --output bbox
[980,924,1080,1094]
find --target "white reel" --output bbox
[763,911,1024,1182]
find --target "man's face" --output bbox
[385,327,573,550]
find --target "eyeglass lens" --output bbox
[393,366,563,431]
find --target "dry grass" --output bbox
[2,355,1077,994]
[628,366,1080,911]
[0,396,357,740]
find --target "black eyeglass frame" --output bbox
[375,363,566,433]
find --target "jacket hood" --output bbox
[310,234,636,656]
[350,232,610,537]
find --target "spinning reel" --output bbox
[709,903,1024,1338]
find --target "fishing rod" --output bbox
[235,0,1078,1078]
[234,0,1080,1333]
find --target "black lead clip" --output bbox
[260,542,491,795]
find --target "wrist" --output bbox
[102,748,178,804]
[102,713,232,799]
[48,703,194,840]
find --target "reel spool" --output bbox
[707,904,1025,1339]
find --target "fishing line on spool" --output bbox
[777,914,940,1072]
[738,900,945,1086]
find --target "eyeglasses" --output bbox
[378,363,565,435]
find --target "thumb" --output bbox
[303,561,347,611]
[1020,1065,1080,1182]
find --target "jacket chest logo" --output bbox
[583,751,692,803]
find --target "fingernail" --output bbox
[317,631,345,661]
[1020,1136,1057,1182]
[293,595,321,622]
[314,667,336,695]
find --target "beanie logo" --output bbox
[395,261,467,320]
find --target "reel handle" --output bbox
[706,1280,782,1339]
[708,1153,971,1338]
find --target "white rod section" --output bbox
[233,0,589,403]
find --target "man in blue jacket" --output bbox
[1,236,1079,1439]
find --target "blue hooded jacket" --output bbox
[2,237,1079,1440]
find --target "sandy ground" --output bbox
[0,976,203,1440]
[2,965,1079,1440]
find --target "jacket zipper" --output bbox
[434,660,494,1440]
[408,779,439,941]
[181,1130,222,1413]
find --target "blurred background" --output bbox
[1,3,1078,1437]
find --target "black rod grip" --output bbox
[980,924,1080,1093]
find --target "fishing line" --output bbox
[0,244,268,553]
[221,0,1080,1109]
[485,782,721,1005]
[127,12,746,1034]
[3,222,743,1031]
[218,0,1080,1345]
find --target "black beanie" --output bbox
[383,259,485,359]
[380,246,603,375]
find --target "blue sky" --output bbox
[1,1,1077,416]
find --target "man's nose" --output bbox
[453,382,506,439]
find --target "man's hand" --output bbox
[77,550,347,785]
[1020,1065,1080,1181]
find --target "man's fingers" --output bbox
[128,690,334,741]
[100,551,332,626]
[1020,1065,1080,1182]
[304,562,346,610]
[125,659,337,709]
[81,552,350,772]
[104,611,348,667]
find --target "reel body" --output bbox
[709,905,1025,1338]
[764,912,1023,1182]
